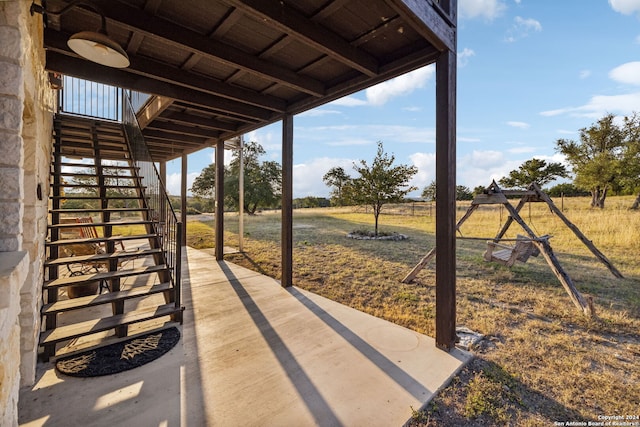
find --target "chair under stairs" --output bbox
[41,114,184,361]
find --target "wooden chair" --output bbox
[76,217,125,251]
[484,235,542,267]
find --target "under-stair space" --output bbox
[41,114,183,361]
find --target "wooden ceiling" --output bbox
[43,0,455,162]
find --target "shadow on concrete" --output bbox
[219,261,344,427]
[287,287,443,402]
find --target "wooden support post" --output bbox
[534,240,594,316]
[493,194,527,242]
[403,204,475,283]
[281,114,294,288]
[159,161,167,186]
[215,140,225,260]
[531,183,623,279]
[455,204,478,233]
[435,38,457,350]
[402,247,437,283]
[181,153,188,246]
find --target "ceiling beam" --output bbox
[160,111,238,133]
[145,120,221,139]
[385,0,455,52]
[45,51,276,122]
[137,96,175,130]
[226,0,379,77]
[142,129,208,145]
[45,29,286,113]
[87,0,326,96]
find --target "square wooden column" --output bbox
[159,161,167,185]
[181,154,188,246]
[281,115,293,287]
[435,0,457,351]
[215,140,225,260]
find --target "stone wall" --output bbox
[0,252,29,427]
[0,1,54,426]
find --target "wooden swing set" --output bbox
[402,181,623,316]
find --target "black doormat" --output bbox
[55,327,181,377]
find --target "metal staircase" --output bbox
[41,84,183,361]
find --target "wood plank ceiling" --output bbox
[43,0,454,162]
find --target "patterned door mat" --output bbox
[56,327,181,377]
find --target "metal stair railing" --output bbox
[122,91,183,313]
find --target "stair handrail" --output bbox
[121,92,182,313]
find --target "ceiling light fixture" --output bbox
[31,1,130,68]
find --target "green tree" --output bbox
[556,114,624,208]
[191,163,216,201]
[456,185,474,201]
[191,141,282,215]
[546,183,588,197]
[323,166,352,206]
[499,158,569,189]
[347,142,417,236]
[473,185,487,196]
[422,181,473,201]
[421,180,437,201]
[617,113,640,209]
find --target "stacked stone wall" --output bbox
[0,1,54,425]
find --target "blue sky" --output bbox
[165,0,640,199]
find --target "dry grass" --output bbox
[186,197,640,425]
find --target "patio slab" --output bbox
[19,246,470,427]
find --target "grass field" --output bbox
[183,196,640,426]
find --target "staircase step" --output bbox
[44,265,169,289]
[51,184,143,189]
[39,303,181,346]
[49,220,153,230]
[46,234,158,247]
[52,162,137,169]
[50,207,149,214]
[50,195,146,200]
[45,248,162,266]
[42,282,173,314]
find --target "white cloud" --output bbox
[326,66,435,108]
[507,121,530,129]
[540,92,640,118]
[609,0,640,15]
[299,108,343,117]
[365,65,435,106]
[293,157,354,197]
[326,138,374,147]
[579,70,591,79]
[458,48,476,67]
[297,124,435,147]
[557,129,577,135]
[458,137,482,143]
[505,16,542,42]
[514,0,521,3]
[330,96,367,107]
[609,61,640,85]
[457,150,523,188]
[459,0,507,21]
[166,171,200,197]
[507,146,536,154]
[409,152,436,190]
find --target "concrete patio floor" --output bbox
[19,246,471,426]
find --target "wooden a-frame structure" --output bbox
[403,181,623,316]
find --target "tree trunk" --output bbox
[373,206,380,236]
[630,193,640,210]
[590,187,607,209]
